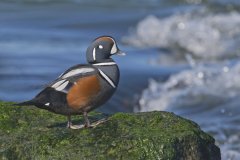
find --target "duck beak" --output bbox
[115,50,126,56]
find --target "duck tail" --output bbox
[14,100,35,106]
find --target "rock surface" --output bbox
[0,102,220,160]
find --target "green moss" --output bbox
[0,102,220,160]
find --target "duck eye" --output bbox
[99,45,103,49]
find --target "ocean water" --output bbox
[0,0,240,159]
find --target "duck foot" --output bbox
[66,114,108,129]
[90,118,108,128]
[68,124,85,129]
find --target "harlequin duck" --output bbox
[17,36,125,129]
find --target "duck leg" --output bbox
[66,115,72,128]
[66,115,84,129]
[83,112,91,128]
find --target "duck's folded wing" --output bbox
[30,65,100,111]
[49,65,98,94]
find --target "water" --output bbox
[0,0,240,159]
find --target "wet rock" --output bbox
[0,102,220,160]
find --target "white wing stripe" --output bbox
[62,68,94,78]
[55,81,69,92]
[98,69,116,88]
[51,79,65,88]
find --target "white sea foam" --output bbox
[136,62,240,159]
[124,10,240,60]
[138,63,240,111]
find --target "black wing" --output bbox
[24,65,99,112]
[48,64,98,93]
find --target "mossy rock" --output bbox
[0,101,220,160]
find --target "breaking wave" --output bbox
[124,10,240,60]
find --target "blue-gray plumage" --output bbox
[16,36,125,129]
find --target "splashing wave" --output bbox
[124,10,240,60]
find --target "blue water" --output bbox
[0,0,240,159]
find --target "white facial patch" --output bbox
[99,45,103,49]
[62,68,94,78]
[111,43,117,54]
[45,103,50,106]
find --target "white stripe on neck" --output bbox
[98,69,116,88]
[93,62,116,66]
[93,48,96,61]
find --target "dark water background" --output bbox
[0,0,240,159]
